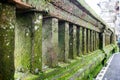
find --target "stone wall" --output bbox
[0,0,117,80]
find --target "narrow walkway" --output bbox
[96,53,120,80]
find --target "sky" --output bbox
[85,0,101,15]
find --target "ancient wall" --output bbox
[0,0,117,80]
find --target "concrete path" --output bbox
[96,53,120,80]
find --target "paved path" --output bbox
[96,53,120,80]
[102,53,120,80]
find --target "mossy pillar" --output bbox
[73,25,77,58]
[93,31,95,51]
[31,13,43,73]
[77,27,80,56]
[88,29,91,53]
[15,13,32,73]
[15,12,43,74]
[42,18,58,68]
[65,22,69,62]
[97,32,99,49]
[79,27,83,55]
[69,24,73,59]
[0,3,15,80]
[83,28,87,54]
[86,29,88,53]
[95,32,97,50]
[99,31,105,49]
[90,30,93,52]
[58,21,69,62]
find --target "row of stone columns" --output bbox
[0,3,115,80]
[0,7,102,79]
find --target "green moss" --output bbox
[14,45,116,80]
[31,13,43,73]
[88,63,103,80]
[0,3,15,80]
[15,13,32,72]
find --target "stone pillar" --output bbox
[86,29,88,53]
[15,13,32,73]
[99,32,105,49]
[58,21,69,62]
[83,28,86,54]
[65,22,69,62]
[97,32,99,49]
[90,30,93,52]
[15,12,43,74]
[93,31,95,51]
[0,4,15,80]
[88,29,91,53]
[31,13,43,73]
[73,25,77,58]
[79,27,83,55]
[77,27,80,56]
[95,32,97,50]
[69,24,73,59]
[42,18,58,68]
[110,33,113,44]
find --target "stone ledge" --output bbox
[14,50,104,80]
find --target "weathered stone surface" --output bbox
[69,23,73,59]
[31,13,43,73]
[23,0,101,32]
[73,25,77,58]
[83,28,87,54]
[90,30,93,52]
[64,22,69,62]
[79,27,83,55]
[0,3,15,80]
[50,0,97,26]
[97,32,99,49]
[93,31,95,51]
[42,18,58,68]
[86,29,88,53]
[0,0,116,80]
[58,21,69,62]
[88,29,91,53]
[76,26,80,56]
[15,13,32,72]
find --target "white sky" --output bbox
[85,0,101,15]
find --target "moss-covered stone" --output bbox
[88,29,91,53]
[31,13,43,73]
[83,28,87,54]
[58,21,69,62]
[13,44,117,80]
[69,24,74,59]
[42,18,58,68]
[15,13,32,73]
[79,27,83,55]
[73,25,77,58]
[0,3,15,80]
[76,27,80,56]
[64,22,69,62]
